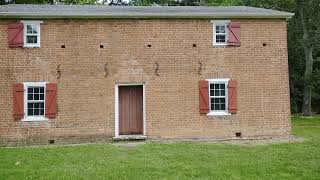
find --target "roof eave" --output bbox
[0,13,295,19]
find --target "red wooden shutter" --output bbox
[199,80,209,114]
[8,22,24,48]
[228,80,237,114]
[13,83,24,120]
[45,83,57,118]
[227,22,241,46]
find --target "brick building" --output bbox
[0,5,294,146]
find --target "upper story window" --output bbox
[211,20,230,46]
[22,21,41,48]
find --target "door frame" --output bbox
[114,83,146,137]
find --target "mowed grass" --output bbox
[1,116,320,180]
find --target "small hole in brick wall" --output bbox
[148,44,151,48]
[100,44,104,48]
[48,139,55,144]
[61,45,65,48]
[193,44,197,47]
[263,43,267,47]
[236,132,242,138]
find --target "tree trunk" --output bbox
[297,0,314,116]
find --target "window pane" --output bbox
[210,84,214,89]
[40,94,44,100]
[27,25,32,33]
[220,98,225,103]
[40,87,44,93]
[28,94,33,100]
[34,109,39,115]
[214,104,220,110]
[220,84,225,90]
[28,103,33,109]
[40,109,44,115]
[34,103,39,108]
[39,102,44,109]
[214,84,219,89]
[28,109,33,116]
[221,103,226,110]
[216,35,226,43]
[34,87,39,93]
[221,90,225,96]
[28,88,33,93]
[210,98,215,110]
[215,90,220,96]
[34,94,39,100]
[216,25,225,33]
[210,90,214,96]
[32,26,37,34]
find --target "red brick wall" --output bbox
[0,19,291,146]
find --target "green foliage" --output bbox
[55,0,97,4]
[2,0,54,4]
[243,0,295,11]
[1,116,320,179]
[130,0,244,6]
[130,0,179,6]
[204,0,243,6]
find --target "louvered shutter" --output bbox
[45,83,57,118]
[227,22,241,46]
[228,80,237,114]
[13,83,24,120]
[199,80,209,114]
[8,22,24,48]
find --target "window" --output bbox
[208,79,230,115]
[23,82,47,121]
[211,20,230,46]
[22,21,42,48]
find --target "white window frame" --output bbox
[22,82,48,122]
[206,78,231,116]
[21,21,42,48]
[211,20,230,46]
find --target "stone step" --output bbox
[113,135,147,141]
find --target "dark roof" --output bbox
[0,4,294,19]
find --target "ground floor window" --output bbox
[208,79,230,115]
[23,82,46,121]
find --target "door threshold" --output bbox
[113,135,147,141]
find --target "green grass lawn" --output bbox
[1,116,320,180]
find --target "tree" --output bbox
[1,0,98,4]
[245,0,320,116]
[55,0,97,4]
[296,0,314,116]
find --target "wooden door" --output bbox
[119,85,143,135]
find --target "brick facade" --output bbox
[0,19,291,146]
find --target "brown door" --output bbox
[119,85,143,135]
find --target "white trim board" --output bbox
[114,83,146,137]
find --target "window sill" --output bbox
[21,116,48,122]
[207,112,231,116]
[213,44,228,48]
[23,45,40,48]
